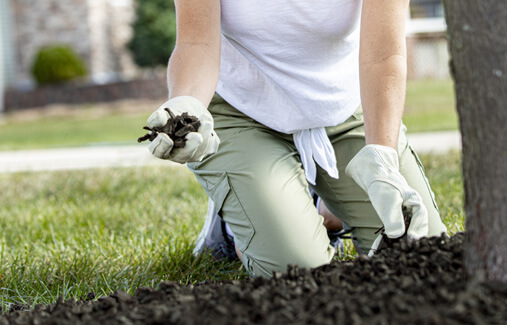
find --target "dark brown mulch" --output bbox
[137,109,201,148]
[2,233,506,325]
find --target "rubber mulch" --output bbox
[2,233,506,324]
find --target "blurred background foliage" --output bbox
[127,0,176,68]
[31,45,87,86]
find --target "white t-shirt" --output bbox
[216,0,363,183]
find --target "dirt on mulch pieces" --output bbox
[2,233,507,325]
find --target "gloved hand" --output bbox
[146,96,220,163]
[345,144,429,255]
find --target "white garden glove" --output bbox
[146,96,220,163]
[345,144,429,256]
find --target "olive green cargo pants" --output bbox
[188,95,447,277]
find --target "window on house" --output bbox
[410,0,444,19]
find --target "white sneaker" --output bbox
[193,198,237,261]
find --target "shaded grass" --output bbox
[0,152,463,312]
[419,150,464,234]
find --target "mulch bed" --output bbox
[2,233,506,324]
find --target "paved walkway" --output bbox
[0,131,460,173]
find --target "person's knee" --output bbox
[242,247,334,278]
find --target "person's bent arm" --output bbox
[144,0,221,163]
[346,0,431,252]
[359,0,410,148]
[168,0,221,107]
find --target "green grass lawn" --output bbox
[403,79,458,133]
[0,111,150,151]
[0,79,458,151]
[0,151,464,311]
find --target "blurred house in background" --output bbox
[1,0,450,112]
[1,0,137,91]
[407,0,449,80]
[1,0,164,112]
[1,0,14,113]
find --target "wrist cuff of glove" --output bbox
[165,96,206,110]
[345,144,400,190]
[362,144,399,167]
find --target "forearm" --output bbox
[168,42,220,108]
[360,55,406,148]
[169,0,221,108]
[359,0,409,149]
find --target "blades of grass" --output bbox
[0,157,464,312]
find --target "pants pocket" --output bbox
[206,172,255,252]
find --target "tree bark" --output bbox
[443,0,507,282]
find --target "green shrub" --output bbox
[128,0,176,67]
[31,45,87,85]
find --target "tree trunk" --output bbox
[443,0,507,282]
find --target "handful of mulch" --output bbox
[137,108,201,148]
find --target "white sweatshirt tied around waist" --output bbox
[293,128,339,185]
